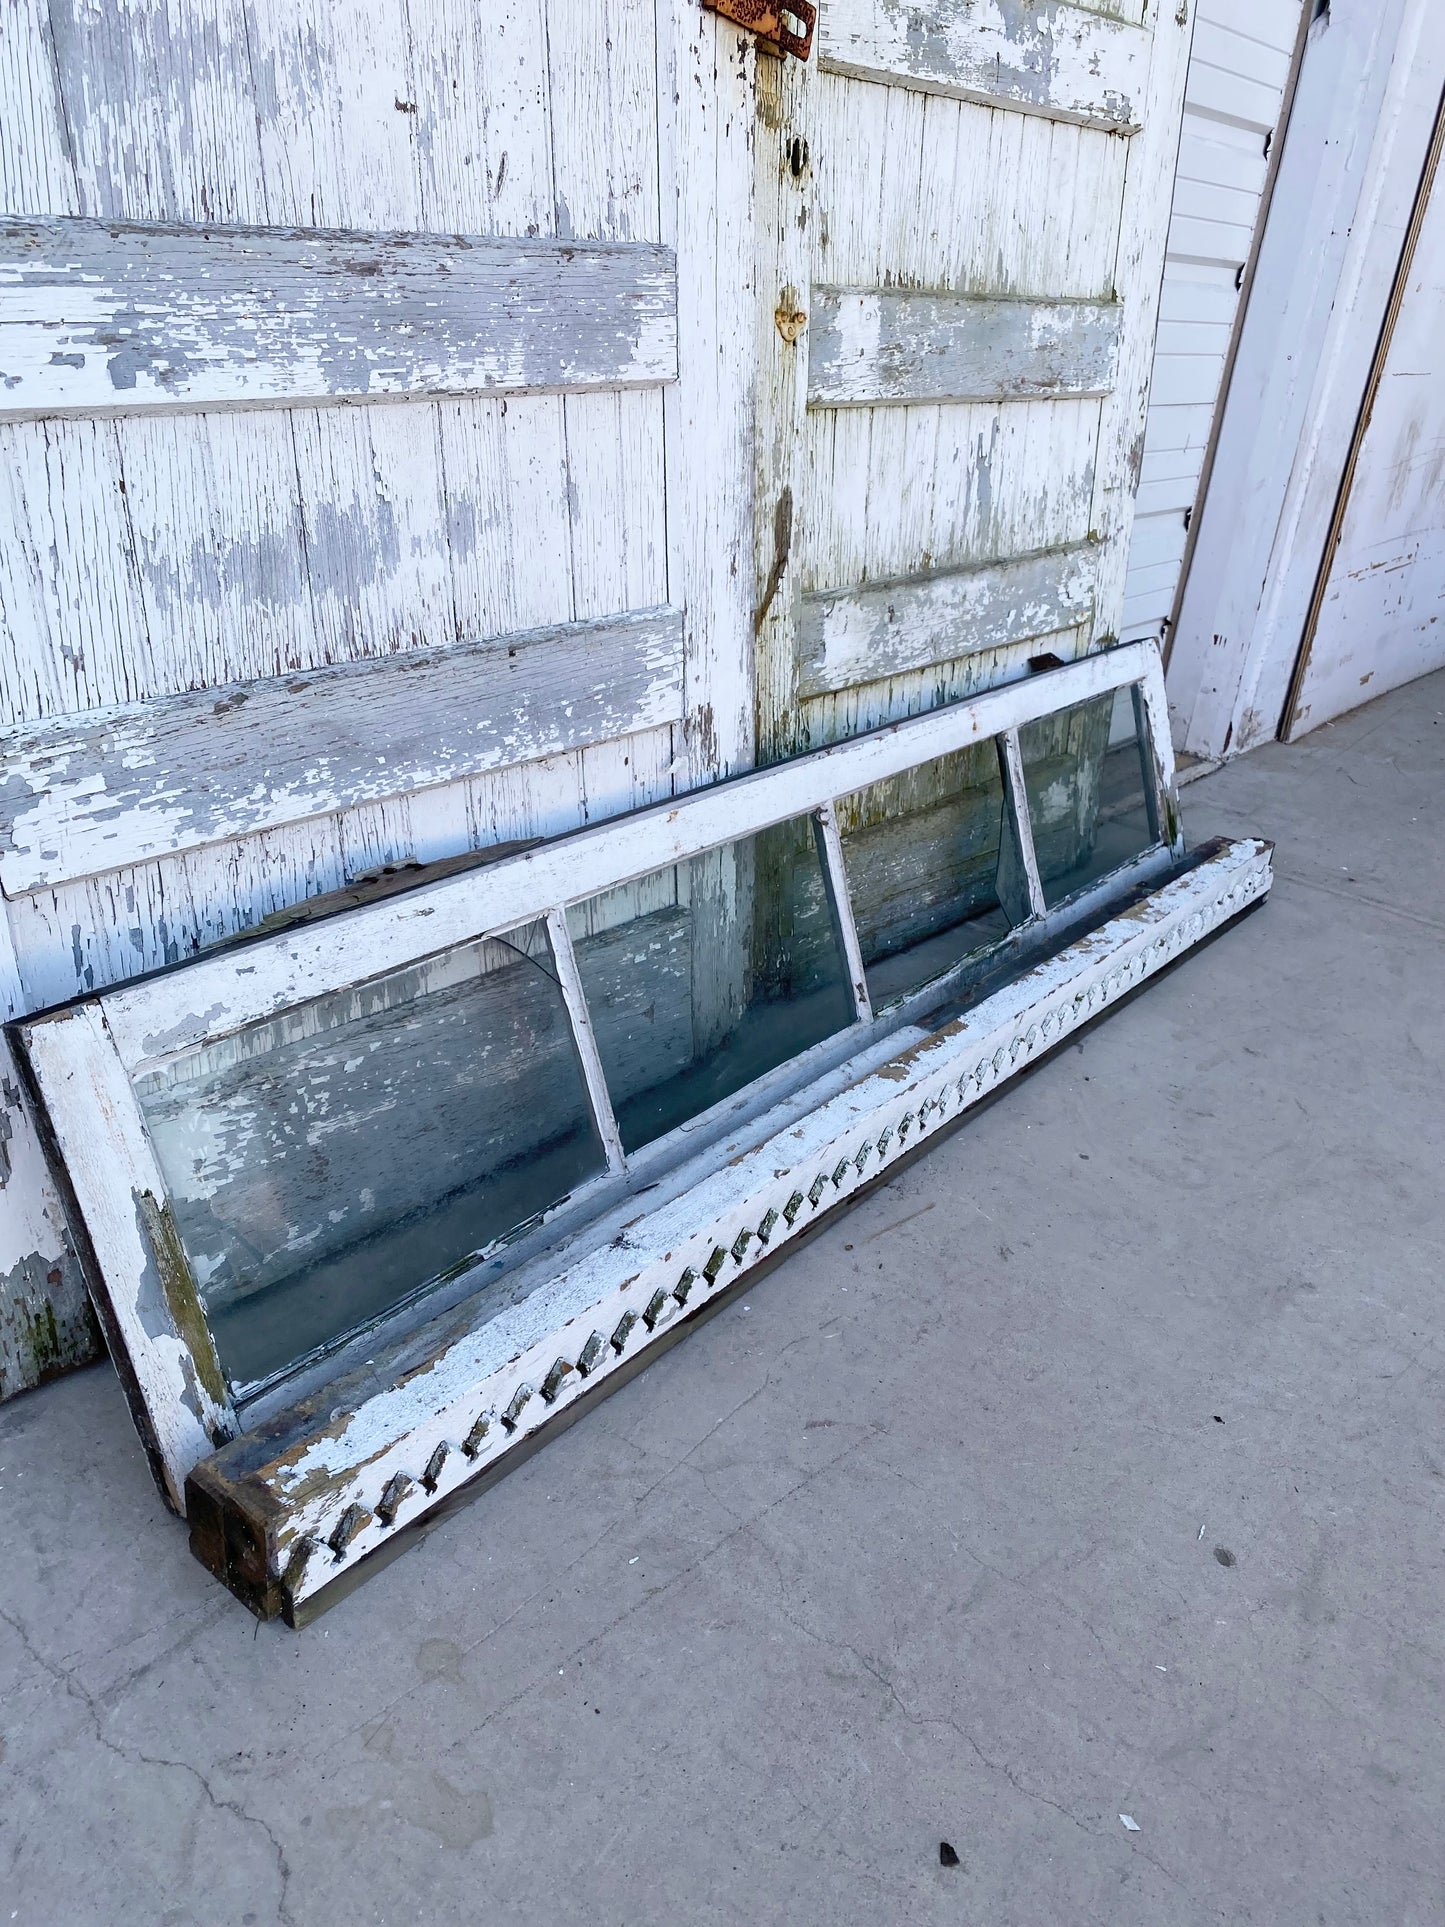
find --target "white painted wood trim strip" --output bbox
[545,907,627,1177]
[0,218,678,418]
[15,1004,237,1511]
[998,728,1047,921]
[0,608,685,895]
[813,802,874,1023]
[1086,2,1195,652]
[818,0,1150,133]
[808,291,1122,407]
[797,545,1098,699]
[96,642,1166,1067]
[197,837,1274,1616]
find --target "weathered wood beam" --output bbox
[797,545,1097,698]
[808,291,1121,408]
[0,218,678,417]
[0,608,684,894]
[818,0,1149,132]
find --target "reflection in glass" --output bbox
[567,817,856,1155]
[134,920,605,1391]
[1019,689,1160,908]
[837,742,1014,1007]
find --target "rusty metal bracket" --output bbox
[704,0,815,61]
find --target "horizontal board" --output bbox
[0,609,683,893]
[809,290,1121,407]
[819,0,1149,132]
[798,546,1098,698]
[0,218,677,418]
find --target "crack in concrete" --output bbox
[0,1601,295,1924]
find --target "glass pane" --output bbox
[1019,688,1160,908]
[134,920,605,1391]
[837,742,1015,1008]
[567,816,856,1155]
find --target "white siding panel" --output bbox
[1120,0,1305,645]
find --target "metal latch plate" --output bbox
[703,0,815,61]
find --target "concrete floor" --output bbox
[2,671,1442,1927]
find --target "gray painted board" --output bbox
[809,290,1122,407]
[0,609,684,892]
[0,218,678,417]
[819,0,1149,132]
[799,546,1097,696]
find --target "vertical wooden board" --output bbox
[43,0,269,223]
[563,390,669,620]
[116,408,317,697]
[0,1026,99,1401]
[546,0,661,242]
[406,0,554,235]
[291,402,456,666]
[1088,1,1195,649]
[0,419,155,723]
[812,70,1127,299]
[1288,128,1445,734]
[752,50,815,764]
[799,398,1100,591]
[0,1,82,217]
[659,0,758,784]
[245,0,422,229]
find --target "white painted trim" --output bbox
[812,802,873,1023]
[16,1004,237,1510]
[1166,0,1445,758]
[187,837,1274,1621]
[545,907,627,1177]
[998,728,1047,922]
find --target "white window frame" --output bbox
[12,643,1271,1615]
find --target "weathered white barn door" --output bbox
[0,0,754,1396]
[1,1,1193,1405]
[750,1,1192,919]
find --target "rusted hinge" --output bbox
[703,0,815,61]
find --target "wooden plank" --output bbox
[180,837,1275,1620]
[659,0,758,786]
[97,641,1168,1069]
[1085,0,1194,653]
[15,1003,238,1513]
[818,0,1150,133]
[0,218,678,418]
[0,609,685,893]
[809,291,1121,407]
[798,545,1098,698]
